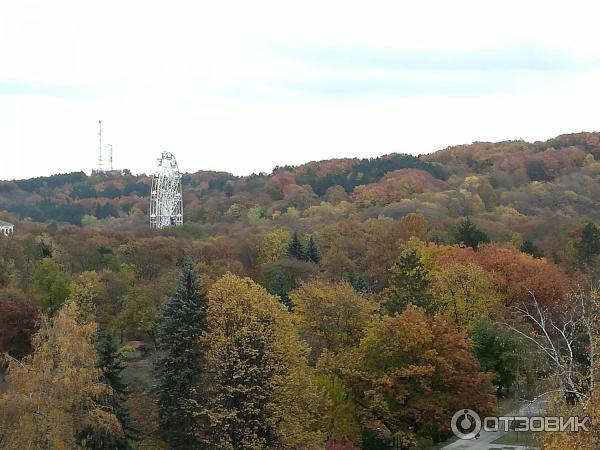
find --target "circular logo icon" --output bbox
[451,409,482,440]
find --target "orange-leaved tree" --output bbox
[326,306,497,447]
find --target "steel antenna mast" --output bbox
[97,120,103,172]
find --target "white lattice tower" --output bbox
[150,151,183,228]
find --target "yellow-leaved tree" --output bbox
[67,271,105,324]
[254,226,292,265]
[198,273,327,450]
[290,280,376,361]
[0,301,124,449]
[290,280,376,446]
[429,262,502,329]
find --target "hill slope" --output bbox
[2,132,600,262]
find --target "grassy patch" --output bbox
[121,350,157,391]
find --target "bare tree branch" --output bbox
[504,287,594,408]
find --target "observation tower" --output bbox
[150,152,183,229]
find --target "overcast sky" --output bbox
[1,1,600,180]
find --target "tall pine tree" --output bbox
[94,330,137,449]
[267,270,293,309]
[382,251,434,315]
[576,222,600,266]
[455,217,489,250]
[286,232,305,260]
[520,240,542,258]
[304,235,322,264]
[346,271,369,295]
[155,261,208,449]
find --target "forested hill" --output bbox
[4,132,600,449]
[2,131,600,261]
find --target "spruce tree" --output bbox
[455,217,489,250]
[576,222,600,266]
[155,260,208,449]
[304,235,322,263]
[520,240,542,258]
[346,271,369,295]
[382,251,434,315]
[93,330,136,449]
[267,270,293,309]
[286,232,305,259]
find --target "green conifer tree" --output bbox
[382,251,434,315]
[304,235,322,263]
[93,330,137,449]
[576,222,600,266]
[454,217,490,250]
[267,270,293,309]
[286,232,305,260]
[520,240,542,258]
[155,261,208,449]
[346,271,369,295]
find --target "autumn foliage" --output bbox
[325,306,496,445]
[3,132,600,447]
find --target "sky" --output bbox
[1,0,600,180]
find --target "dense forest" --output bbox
[2,132,600,449]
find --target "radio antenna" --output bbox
[97,120,104,172]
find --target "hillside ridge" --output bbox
[2,131,600,265]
